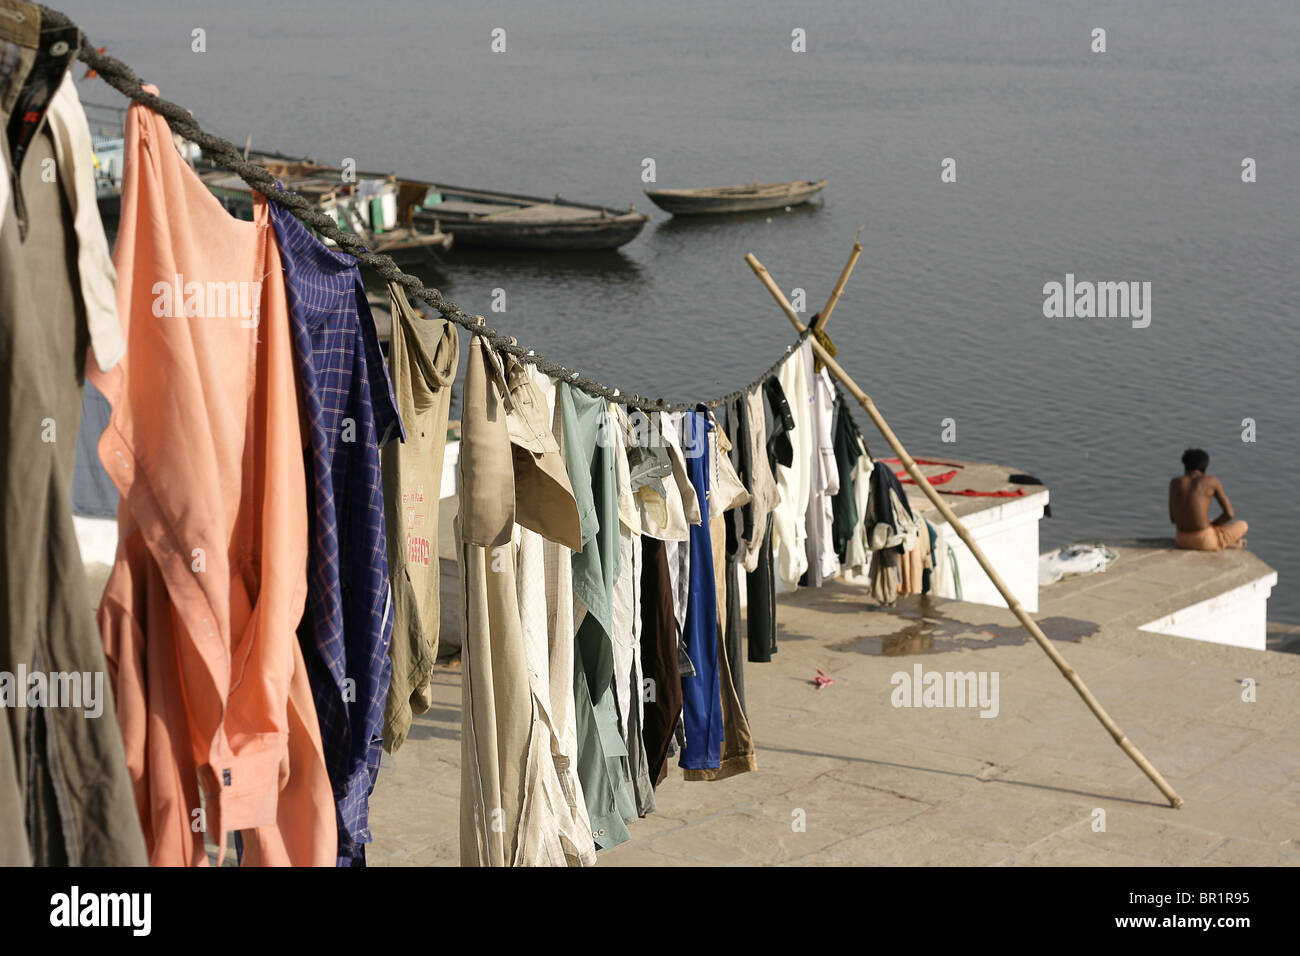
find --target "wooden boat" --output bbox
[644,179,826,216]
[409,183,650,251]
[243,151,650,252]
[200,163,453,262]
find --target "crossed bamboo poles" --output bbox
[745,241,1184,809]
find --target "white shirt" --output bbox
[805,366,841,584]
[772,341,813,587]
[842,433,876,572]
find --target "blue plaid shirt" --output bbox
[270,202,403,866]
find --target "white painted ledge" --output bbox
[924,490,1048,613]
[1139,572,1278,651]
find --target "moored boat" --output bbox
[236,151,650,252]
[644,179,827,216]
[410,183,650,251]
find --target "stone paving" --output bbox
[368,559,1300,866]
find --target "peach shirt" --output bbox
[89,89,335,866]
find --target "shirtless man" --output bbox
[1169,448,1248,551]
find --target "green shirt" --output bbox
[558,384,635,848]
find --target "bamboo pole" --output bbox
[811,232,863,332]
[746,252,1184,809]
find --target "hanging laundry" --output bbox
[688,411,756,782]
[91,89,334,866]
[747,375,795,663]
[921,520,935,593]
[638,534,682,788]
[514,363,596,864]
[558,382,636,850]
[457,337,585,866]
[744,513,778,662]
[608,405,656,816]
[899,512,932,597]
[509,364,584,554]
[720,400,754,574]
[380,281,459,754]
[696,530,756,781]
[772,340,813,588]
[0,10,143,865]
[831,393,870,564]
[740,385,780,573]
[710,408,753,520]
[829,394,856,560]
[864,459,923,607]
[867,462,920,551]
[678,408,724,774]
[653,411,700,716]
[802,364,841,587]
[626,412,675,523]
[269,200,403,867]
[650,411,699,772]
[654,410,701,664]
[456,340,538,865]
[763,374,796,472]
[718,401,753,707]
[638,408,701,542]
[728,387,783,764]
[925,523,958,600]
[841,429,876,574]
[664,539,693,678]
[919,518,961,599]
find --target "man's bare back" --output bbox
[1169,449,1248,551]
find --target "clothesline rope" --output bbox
[40,5,809,413]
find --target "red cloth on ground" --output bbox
[878,458,1025,497]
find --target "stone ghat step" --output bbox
[1039,538,1277,651]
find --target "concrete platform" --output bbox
[367,578,1300,866]
[1041,538,1277,651]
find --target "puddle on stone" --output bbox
[829,601,1099,656]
